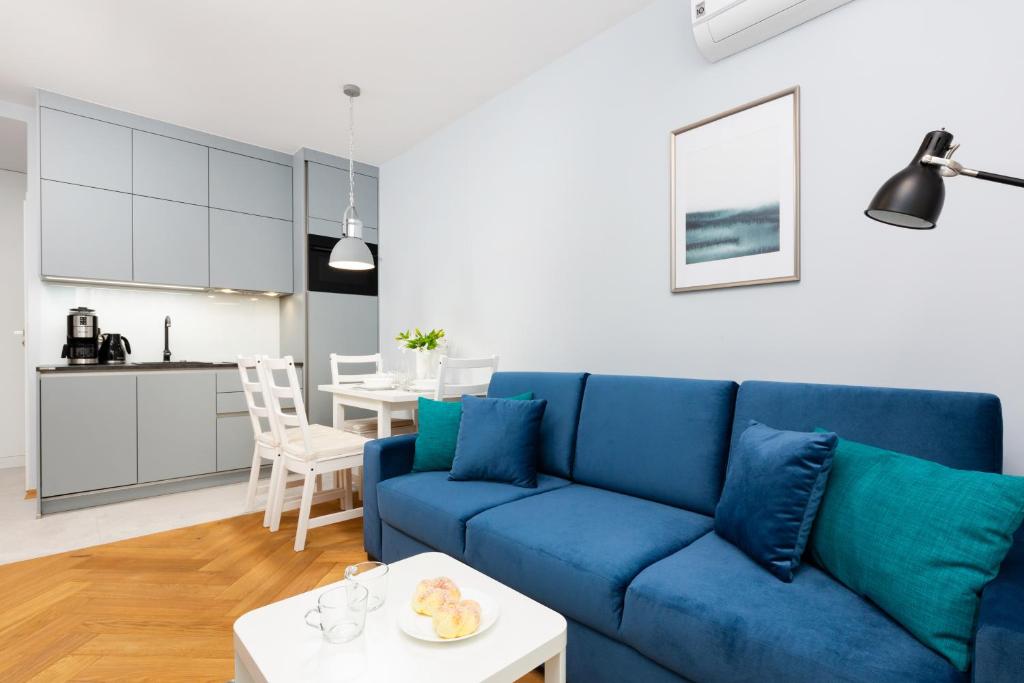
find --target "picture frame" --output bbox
[670,86,801,293]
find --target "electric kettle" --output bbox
[98,333,132,364]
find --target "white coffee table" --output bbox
[233,552,568,683]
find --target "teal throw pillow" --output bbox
[809,433,1024,671]
[412,392,532,472]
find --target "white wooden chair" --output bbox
[262,355,368,551]
[330,352,415,437]
[434,355,500,400]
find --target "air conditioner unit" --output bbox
[692,0,854,62]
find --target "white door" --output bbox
[0,118,27,470]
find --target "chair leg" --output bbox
[268,457,289,533]
[294,469,317,552]
[244,443,263,513]
[263,454,280,528]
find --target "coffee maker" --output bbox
[61,307,99,365]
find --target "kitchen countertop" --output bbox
[37,361,304,374]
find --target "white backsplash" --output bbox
[39,284,281,365]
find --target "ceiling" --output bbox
[0,117,27,173]
[0,0,653,164]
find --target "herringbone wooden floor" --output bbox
[0,503,542,683]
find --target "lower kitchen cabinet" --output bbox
[40,374,138,497]
[216,414,254,471]
[137,372,216,483]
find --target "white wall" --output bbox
[37,285,280,365]
[380,0,1024,475]
[0,169,26,468]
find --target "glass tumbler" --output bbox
[304,581,369,643]
[344,561,389,611]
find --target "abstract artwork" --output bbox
[671,87,800,292]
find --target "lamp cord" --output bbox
[347,93,356,214]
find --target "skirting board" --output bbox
[0,455,25,469]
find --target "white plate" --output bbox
[358,383,397,391]
[398,587,499,643]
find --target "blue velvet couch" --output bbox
[363,372,1022,682]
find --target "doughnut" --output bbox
[432,599,481,639]
[411,576,461,616]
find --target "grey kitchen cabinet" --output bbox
[307,291,378,425]
[132,130,209,205]
[307,218,378,245]
[216,415,254,471]
[209,149,292,220]
[132,196,209,287]
[306,161,378,228]
[137,372,216,483]
[209,209,293,293]
[41,180,133,281]
[40,108,132,192]
[40,374,137,497]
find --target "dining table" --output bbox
[317,383,428,437]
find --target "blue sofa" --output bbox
[363,372,1022,682]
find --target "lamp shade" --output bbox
[865,130,954,229]
[329,236,375,271]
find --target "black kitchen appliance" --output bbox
[98,333,131,364]
[61,307,99,365]
[308,234,378,295]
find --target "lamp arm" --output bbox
[922,155,1024,188]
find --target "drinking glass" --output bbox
[344,561,389,611]
[304,581,369,643]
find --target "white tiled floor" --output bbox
[0,466,253,566]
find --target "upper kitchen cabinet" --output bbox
[132,130,209,205]
[307,161,378,229]
[209,209,293,293]
[132,196,209,287]
[209,149,292,220]
[41,180,133,281]
[40,108,132,192]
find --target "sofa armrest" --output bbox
[362,434,416,560]
[974,526,1024,683]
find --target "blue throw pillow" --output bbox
[714,420,838,582]
[449,394,548,488]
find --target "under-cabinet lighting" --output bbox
[43,276,207,292]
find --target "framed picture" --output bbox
[670,86,800,293]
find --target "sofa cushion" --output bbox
[465,484,713,638]
[487,372,588,478]
[376,471,570,559]
[730,380,1002,473]
[620,532,964,683]
[450,395,547,487]
[572,375,737,515]
[714,421,837,582]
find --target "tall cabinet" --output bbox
[283,149,381,424]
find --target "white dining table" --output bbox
[317,383,428,437]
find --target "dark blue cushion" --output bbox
[376,471,570,559]
[731,381,1002,473]
[487,371,589,478]
[620,532,964,683]
[975,526,1024,683]
[572,375,738,515]
[714,421,837,582]
[449,395,547,487]
[465,484,713,638]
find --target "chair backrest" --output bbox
[435,355,500,400]
[237,355,270,440]
[329,353,382,384]
[260,355,314,455]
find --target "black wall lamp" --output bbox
[865,129,1024,229]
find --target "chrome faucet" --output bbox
[163,316,172,362]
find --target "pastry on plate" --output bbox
[432,599,481,639]
[411,577,461,616]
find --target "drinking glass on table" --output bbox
[344,561,389,611]
[305,581,369,643]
